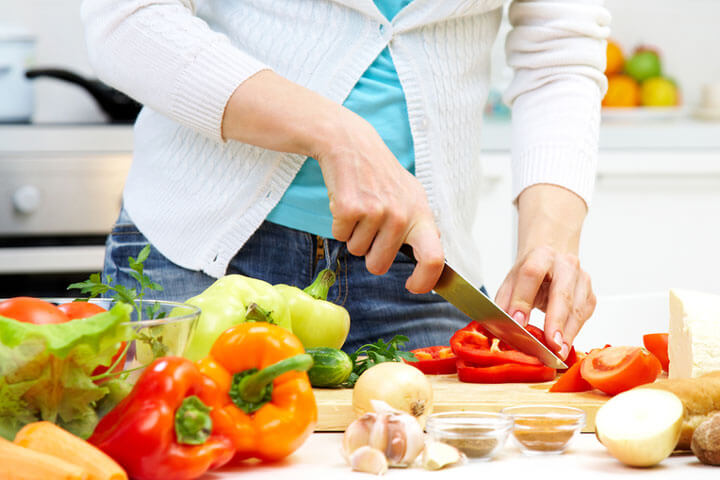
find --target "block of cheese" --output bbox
[669,289,720,379]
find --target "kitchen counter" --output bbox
[2,117,720,153]
[207,433,717,479]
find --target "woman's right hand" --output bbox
[222,70,444,294]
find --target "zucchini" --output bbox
[306,347,353,387]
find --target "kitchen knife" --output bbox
[399,245,567,370]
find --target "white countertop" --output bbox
[2,117,720,153]
[207,432,717,479]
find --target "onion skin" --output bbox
[352,362,434,428]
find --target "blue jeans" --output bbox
[104,208,473,352]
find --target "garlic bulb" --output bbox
[349,446,388,475]
[343,400,425,468]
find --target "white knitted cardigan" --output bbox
[81,0,610,283]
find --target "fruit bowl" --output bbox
[0,297,200,440]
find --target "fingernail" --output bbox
[553,331,563,348]
[513,311,526,326]
[560,343,570,360]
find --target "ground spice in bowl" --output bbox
[425,412,512,460]
[501,405,585,455]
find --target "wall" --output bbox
[3,0,720,121]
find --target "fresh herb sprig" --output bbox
[342,335,417,387]
[68,245,165,321]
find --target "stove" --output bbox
[0,124,133,296]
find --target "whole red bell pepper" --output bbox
[406,346,457,374]
[457,359,556,383]
[89,357,235,480]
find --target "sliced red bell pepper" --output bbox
[456,359,556,384]
[450,321,546,366]
[406,346,457,374]
[89,357,235,480]
[549,357,592,392]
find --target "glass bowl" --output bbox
[501,405,586,455]
[48,298,201,380]
[425,411,513,461]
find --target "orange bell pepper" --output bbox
[197,322,317,462]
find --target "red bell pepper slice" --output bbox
[456,359,556,384]
[450,321,547,366]
[406,346,457,374]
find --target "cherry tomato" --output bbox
[57,301,107,319]
[0,297,70,324]
[642,333,669,372]
[580,346,661,396]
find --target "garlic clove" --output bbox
[343,413,376,459]
[368,412,389,452]
[349,446,388,475]
[422,440,464,470]
[384,412,425,467]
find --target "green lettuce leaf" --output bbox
[0,302,133,439]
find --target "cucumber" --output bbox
[306,347,353,387]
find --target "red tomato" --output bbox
[58,301,127,379]
[57,301,107,319]
[642,333,669,372]
[0,297,70,324]
[549,358,592,393]
[580,346,661,396]
[407,346,457,374]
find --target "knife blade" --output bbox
[399,245,567,370]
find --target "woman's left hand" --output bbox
[494,184,596,360]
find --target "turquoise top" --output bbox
[266,0,415,238]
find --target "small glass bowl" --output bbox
[425,411,513,461]
[501,405,586,455]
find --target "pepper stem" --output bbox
[245,302,275,324]
[174,395,213,445]
[303,269,336,301]
[229,354,313,414]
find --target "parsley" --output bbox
[68,244,165,321]
[342,335,417,387]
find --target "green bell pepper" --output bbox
[183,275,292,361]
[275,269,350,350]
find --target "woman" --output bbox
[81,0,609,355]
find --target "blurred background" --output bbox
[2,0,720,341]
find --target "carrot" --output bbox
[14,422,127,480]
[0,436,89,480]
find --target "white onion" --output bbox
[352,362,434,427]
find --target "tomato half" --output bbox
[407,346,457,374]
[57,301,107,319]
[457,359,556,384]
[642,333,669,372]
[0,297,70,324]
[580,346,661,396]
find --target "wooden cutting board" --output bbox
[313,374,609,433]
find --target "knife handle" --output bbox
[398,244,417,264]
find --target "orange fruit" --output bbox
[605,40,625,75]
[603,74,640,107]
